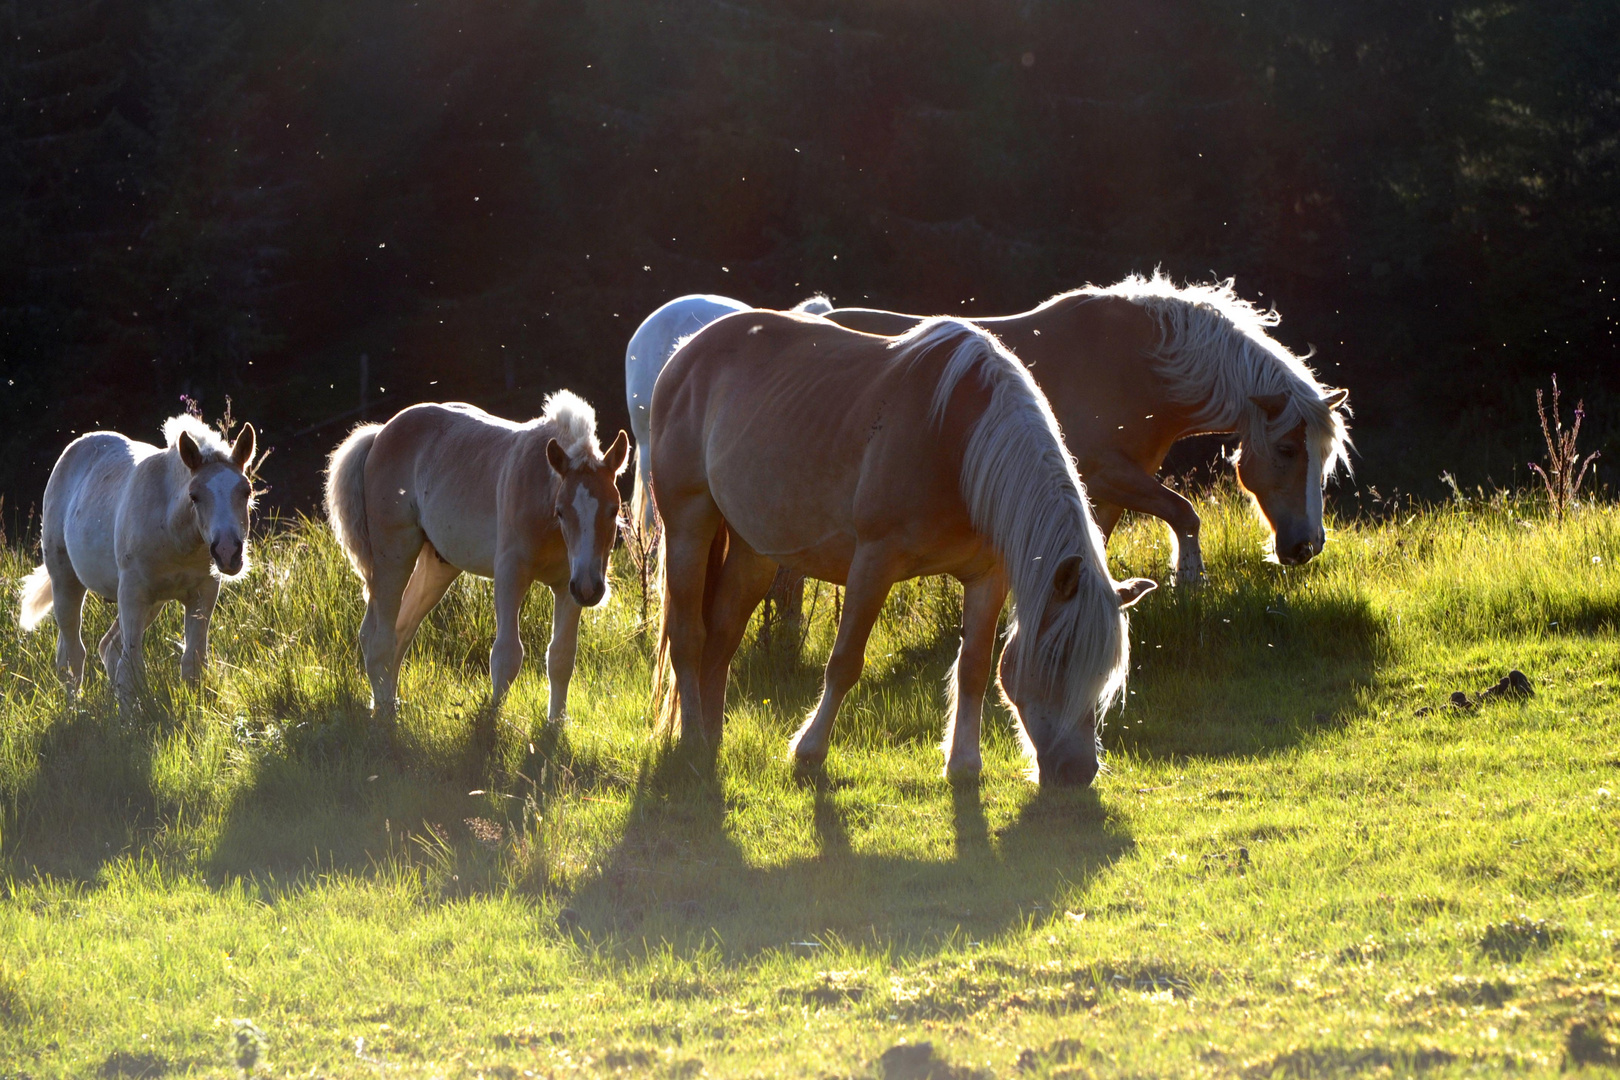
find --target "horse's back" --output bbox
[44,431,153,597]
[652,312,973,573]
[626,295,751,412]
[367,402,529,577]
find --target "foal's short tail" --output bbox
[325,423,383,581]
[17,565,52,631]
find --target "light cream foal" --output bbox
[19,415,257,698]
[325,392,628,720]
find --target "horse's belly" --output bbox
[419,509,497,579]
[62,497,122,599]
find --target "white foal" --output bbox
[18,415,257,698]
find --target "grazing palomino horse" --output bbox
[325,392,629,719]
[651,313,1155,784]
[625,293,832,528]
[828,273,1352,583]
[18,415,257,697]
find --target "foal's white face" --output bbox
[998,556,1155,787]
[178,424,256,577]
[546,430,630,606]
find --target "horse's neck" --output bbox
[153,454,204,553]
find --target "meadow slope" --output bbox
[2,488,1619,1077]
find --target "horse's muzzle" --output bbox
[212,540,244,576]
[1278,537,1322,565]
[1041,755,1099,788]
[570,577,606,607]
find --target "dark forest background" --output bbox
[3,0,1617,515]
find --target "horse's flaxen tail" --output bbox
[325,423,383,583]
[17,565,52,631]
[631,446,653,531]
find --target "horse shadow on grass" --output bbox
[1101,569,1387,761]
[1,696,167,880]
[200,693,564,881]
[560,742,1133,961]
[734,564,1388,768]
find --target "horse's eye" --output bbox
[1278,443,1300,459]
[190,493,199,503]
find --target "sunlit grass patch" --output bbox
[1,491,1618,1075]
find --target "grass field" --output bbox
[2,484,1620,1078]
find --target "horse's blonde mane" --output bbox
[161,414,233,465]
[889,319,1130,758]
[540,389,602,464]
[1052,271,1351,478]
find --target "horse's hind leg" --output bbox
[180,576,221,683]
[941,570,1008,780]
[49,571,88,693]
[661,495,722,746]
[393,544,461,669]
[360,534,422,719]
[98,621,121,683]
[790,545,897,767]
[697,537,778,739]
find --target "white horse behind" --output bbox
[624,293,831,527]
[18,414,257,697]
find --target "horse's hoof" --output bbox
[944,760,983,784]
[792,748,828,771]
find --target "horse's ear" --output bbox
[1052,554,1084,602]
[1322,387,1349,410]
[604,430,631,476]
[177,431,204,471]
[546,438,571,476]
[1115,577,1157,610]
[231,423,256,470]
[1249,393,1288,420]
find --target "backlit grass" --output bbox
[2,485,1619,1076]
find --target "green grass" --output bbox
[3,486,1620,1077]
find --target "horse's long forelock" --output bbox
[1071,272,1352,479]
[540,389,603,464]
[892,319,1129,741]
[161,414,233,465]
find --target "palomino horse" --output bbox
[651,313,1154,784]
[625,293,832,528]
[828,272,1352,583]
[18,415,257,697]
[325,392,628,719]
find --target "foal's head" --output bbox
[176,423,256,577]
[546,429,630,606]
[1234,387,1350,566]
[998,555,1155,787]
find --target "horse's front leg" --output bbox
[942,570,1009,780]
[544,585,581,721]
[112,585,158,703]
[1086,460,1204,585]
[180,577,221,684]
[490,561,534,706]
[790,546,897,767]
